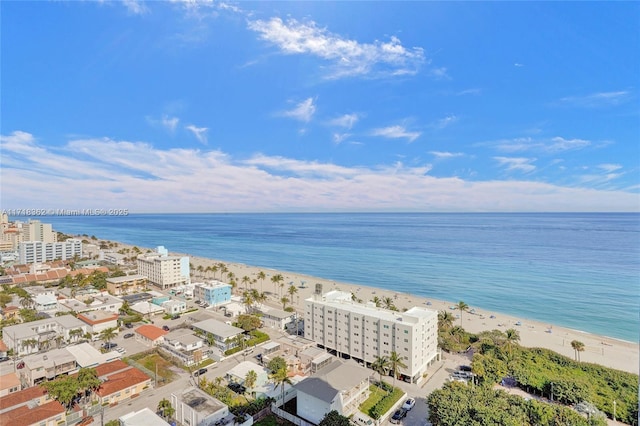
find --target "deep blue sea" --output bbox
[42,213,639,342]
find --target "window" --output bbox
[404,330,409,334]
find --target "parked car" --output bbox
[228,382,246,394]
[102,342,117,350]
[390,409,407,424]
[402,398,416,411]
[123,333,134,339]
[194,368,208,377]
[0,356,10,363]
[116,347,126,354]
[162,325,170,331]
[124,323,134,329]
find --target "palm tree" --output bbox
[211,264,219,280]
[157,398,175,421]
[69,328,84,343]
[20,293,34,309]
[288,285,298,304]
[271,274,284,297]
[571,340,585,361]
[388,351,407,387]
[372,296,381,307]
[257,271,266,292]
[280,296,290,310]
[371,356,390,385]
[382,296,394,310]
[456,301,469,326]
[270,367,292,407]
[100,327,117,348]
[242,291,255,314]
[77,367,101,403]
[504,328,520,359]
[244,369,258,399]
[242,276,251,291]
[438,310,455,330]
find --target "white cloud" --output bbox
[329,113,360,129]
[429,67,450,80]
[281,98,316,123]
[486,136,591,154]
[558,91,631,107]
[430,151,464,159]
[247,17,425,79]
[122,0,149,15]
[494,157,537,173]
[332,133,351,144]
[163,115,180,132]
[598,163,622,173]
[2,130,638,213]
[186,125,208,144]
[371,125,421,143]
[514,62,524,67]
[434,114,458,129]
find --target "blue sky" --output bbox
[1,1,638,212]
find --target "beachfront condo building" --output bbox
[18,239,82,264]
[23,220,57,243]
[194,281,232,306]
[304,291,439,384]
[136,246,190,289]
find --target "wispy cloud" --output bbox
[429,67,450,80]
[247,17,425,79]
[514,62,524,67]
[485,136,591,154]
[332,133,351,144]
[329,113,360,129]
[281,98,316,123]
[433,114,458,129]
[494,156,537,173]
[456,88,482,96]
[186,125,208,144]
[162,116,180,132]
[430,151,464,159]
[371,125,421,143]
[557,91,631,108]
[598,163,622,173]
[2,130,638,212]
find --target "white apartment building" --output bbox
[18,239,82,264]
[304,291,439,383]
[136,246,189,289]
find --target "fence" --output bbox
[271,405,316,426]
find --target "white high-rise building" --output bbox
[137,246,190,289]
[304,291,439,383]
[18,239,83,264]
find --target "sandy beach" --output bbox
[107,240,638,375]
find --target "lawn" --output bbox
[253,415,295,426]
[136,353,176,383]
[359,383,404,419]
[360,385,387,414]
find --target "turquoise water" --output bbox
[42,213,639,342]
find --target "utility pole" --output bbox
[613,400,616,422]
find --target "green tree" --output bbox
[271,274,284,297]
[77,367,101,403]
[456,301,469,326]
[388,351,407,387]
[242,275,252,291]
[571,340,585,362]
[319,410,351,426]
[372,296,381,307]
[267,356,287,374]
[280,296,290,310]
[288,284,298,304]
[19,293,34,309]
[0,292,12,308]
[257,271,266,292]
[236,314,262,332]
[438,310,455,330]
[100,327,117,347]
[270,367,292,407]
[382,296,394,310]
[157,398,175,420]
[245,369,258,399]
[42,376,80,410]
[371,356,390,385]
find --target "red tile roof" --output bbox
[0,340,8,352]
[77,312,118,326]
[94,360,130,378]
[0,400,65,426]
[96,368,150,397]
[135,325,168,341]
[0,386,47,411]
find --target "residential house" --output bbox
[191,319,244,353]
[95,365,152,406]
[0,386,65,426]
[159,329,205,366]
[66,342,121,368]
[77,311,119,335]
[58,292,122,314]
[295,360,371,425]
[130,301,165,317]
[225,361,269,394]
[259,306,296,331]
[161,299,186,316]
[106,274,148,295]
[0,372,21,397]
[170,387,229,426]
[119,408,170,426]
[19,348,78,386]
[3,316,87,356]
[194,281,232,306]
[135,325,168,347]
[1,305,20,322]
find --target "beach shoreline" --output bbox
[101,239,639,374]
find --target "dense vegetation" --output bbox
[428,382,605,426]
[359,381,404,420]
[470,329,638,424]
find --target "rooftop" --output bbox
[77,311,118,325]
[119,407,170,426]
[192,319,243,339]
[175,387,226,416]
[23,348,76,369]
[96,367,150,397]
[0,400,65,426]
[295,360,370,403]
[106,274,148,284]
[135,324,168,341]
[66,343,120,368]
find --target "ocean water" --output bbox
[42,213,639,342]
